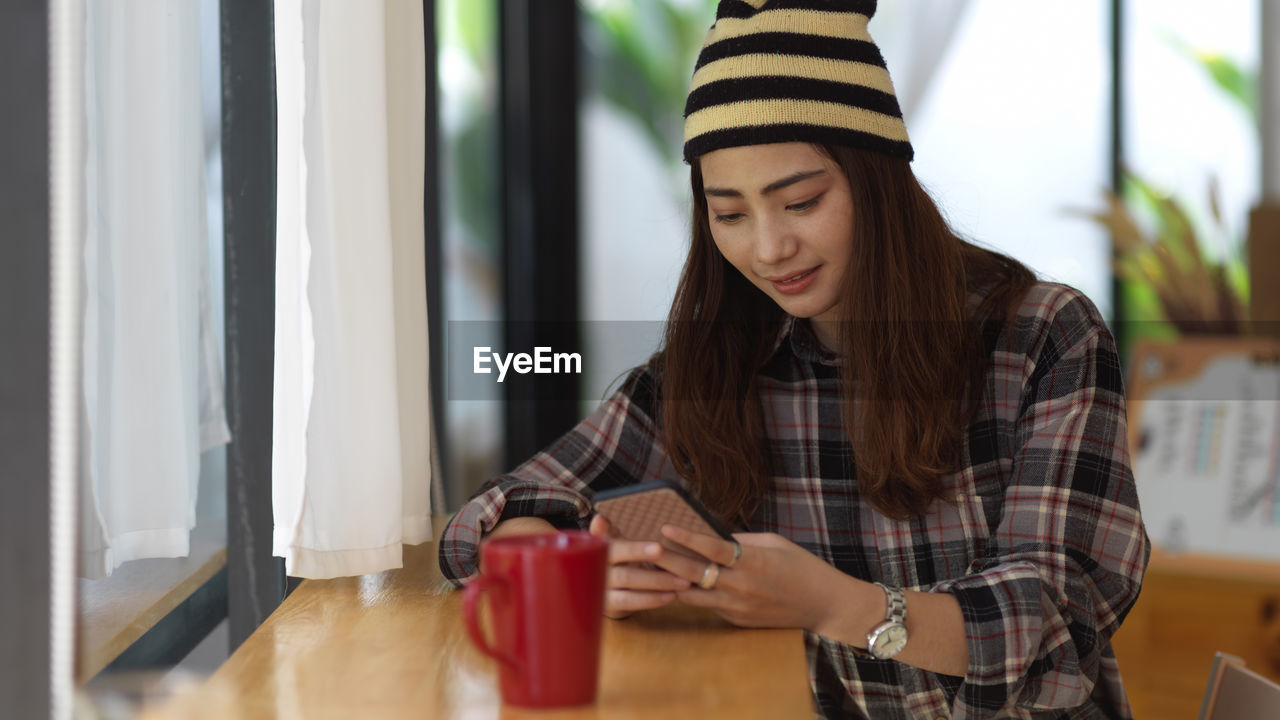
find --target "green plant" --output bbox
[580,0,718,167]
[1076,173,1249,333]
[441,0,717,250]
[1164,30,1260,126]
[1077,35,1256,337]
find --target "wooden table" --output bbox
[146,523,813,719]
[1111,548,1280,720]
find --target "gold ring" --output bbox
[698,562,720,590]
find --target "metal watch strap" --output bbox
[875,582,907,623]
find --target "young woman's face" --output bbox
[700,142,854,335]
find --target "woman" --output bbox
[439,1,1149,717]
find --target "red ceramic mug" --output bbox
[461,531,609,708]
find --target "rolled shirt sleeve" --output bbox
[438,366,676,584]
[933,293,1150,718]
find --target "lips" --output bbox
[768,266,820,295]
[767,268,816,283]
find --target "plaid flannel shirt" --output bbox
[438,283,1150,719]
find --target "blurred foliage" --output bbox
[449,0,495,63]
[440,0,717,252]
[1079,173,1249,335]
[439,0,499,256]
[1079,36,1256,339]
[580,0,719,166]
[452,112,499,256]
[1164,30,1260,125]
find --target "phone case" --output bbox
[593,480,733,561]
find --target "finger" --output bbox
[648,549,716,584]
[608,539,664,566]
[611,564,691,592]
[606,589,676,618]
[589,514,612,537]
[674,588,726,608]
[676,588,751,622]
[661,524,739,567]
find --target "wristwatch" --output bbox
[865,582,908,660]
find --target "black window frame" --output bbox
[0,0,55,714]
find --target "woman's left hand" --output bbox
[657,525,842,631]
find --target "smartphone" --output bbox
[592,480,734,561]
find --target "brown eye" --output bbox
[787,195,821,212]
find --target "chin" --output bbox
[772,302,816,318]
[773,297,837,320]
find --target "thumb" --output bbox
[589,513,613,537]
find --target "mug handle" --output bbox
[462,575,522,670]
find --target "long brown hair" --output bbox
[656,144,1035,525]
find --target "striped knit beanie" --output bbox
[682,0,912,163]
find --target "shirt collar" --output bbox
[767,315,841,367]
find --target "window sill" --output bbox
[77,523,227,680]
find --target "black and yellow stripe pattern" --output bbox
[683,0,913,163]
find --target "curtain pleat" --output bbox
[79,0,227,579]
[272,0,436,579]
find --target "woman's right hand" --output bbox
[589,514,691,619]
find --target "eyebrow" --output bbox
[703,169,828,199]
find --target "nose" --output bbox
[753,216,798,267]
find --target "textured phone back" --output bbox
[596,488,721,561]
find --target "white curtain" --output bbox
[272,0,438,579]
[79,0,230,579]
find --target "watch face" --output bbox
[872,624,908,658]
